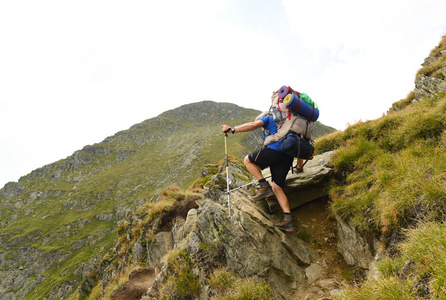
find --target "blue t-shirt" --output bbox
[259,115,283,152]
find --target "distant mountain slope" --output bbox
[0,100,336,299]
[0,101,258,299]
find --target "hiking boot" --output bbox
[293,166,304,174]
[253,182,274,201]
[275,218,296,232]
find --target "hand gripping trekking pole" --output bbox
[224,130,231,217]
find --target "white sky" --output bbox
[1,0,445,188]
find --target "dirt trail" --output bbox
[289,196,350,299]
[111,268,156,300]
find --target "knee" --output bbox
[271,182,283,193]
[244,155,250,167]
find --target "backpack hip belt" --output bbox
[289,130,309,142]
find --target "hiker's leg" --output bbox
[269,154,293,205]
[292,158,304,173]
[244,155,264,180]
[272,182,296,231]
[271,182,290,213]
[246,154,273,200]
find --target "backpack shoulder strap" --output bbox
[263,117,293,146]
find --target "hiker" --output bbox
[221,98,296,232]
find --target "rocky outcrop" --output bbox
[414,48,446,101]
[265,151,334,212]
[72,152,350,299]
[414,73,446,100]
[335,215,375,269]
[145,189,320,299]
[141,151,357,299]
[0,182,25,200]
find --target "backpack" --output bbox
[278,131,315,160]
[263,90,315,160]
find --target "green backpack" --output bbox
[300,93,318,109]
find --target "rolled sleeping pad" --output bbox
[279,85,317,107]
[284,93,319,122]
[278,85,295,99]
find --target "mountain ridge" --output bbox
[0,99,336,299]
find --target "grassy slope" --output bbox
[318,94,446,233]
[315,36,446,299]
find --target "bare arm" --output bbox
[221,120,264,134]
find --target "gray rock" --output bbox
[336,214,373,268]
[0,182,25,199]
[263,151,334,212]
[306,263,325,284]
[147,232,174,269]
[188,197,317,299]
[318,278,338,289]
[415,74,446,99]
[95,212,114,222]
[132,240,145,265]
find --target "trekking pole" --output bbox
[224,130,231,217]
[225,174,272,194]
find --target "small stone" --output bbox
[306,263,325,284]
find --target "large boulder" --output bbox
[263,151,334,212]
[414,73,446,99]
[335,215,374,269]
[146,189,320,299]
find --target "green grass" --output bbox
[24,220,115,300]
[209,268,274,300]
[324,36,446,298]
[336,222,446,299]
[159,249,200,299]
[335,276,415,300]
[416,41,446,79]
[325,94,446,234]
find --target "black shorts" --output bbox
[248,147,293,188]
